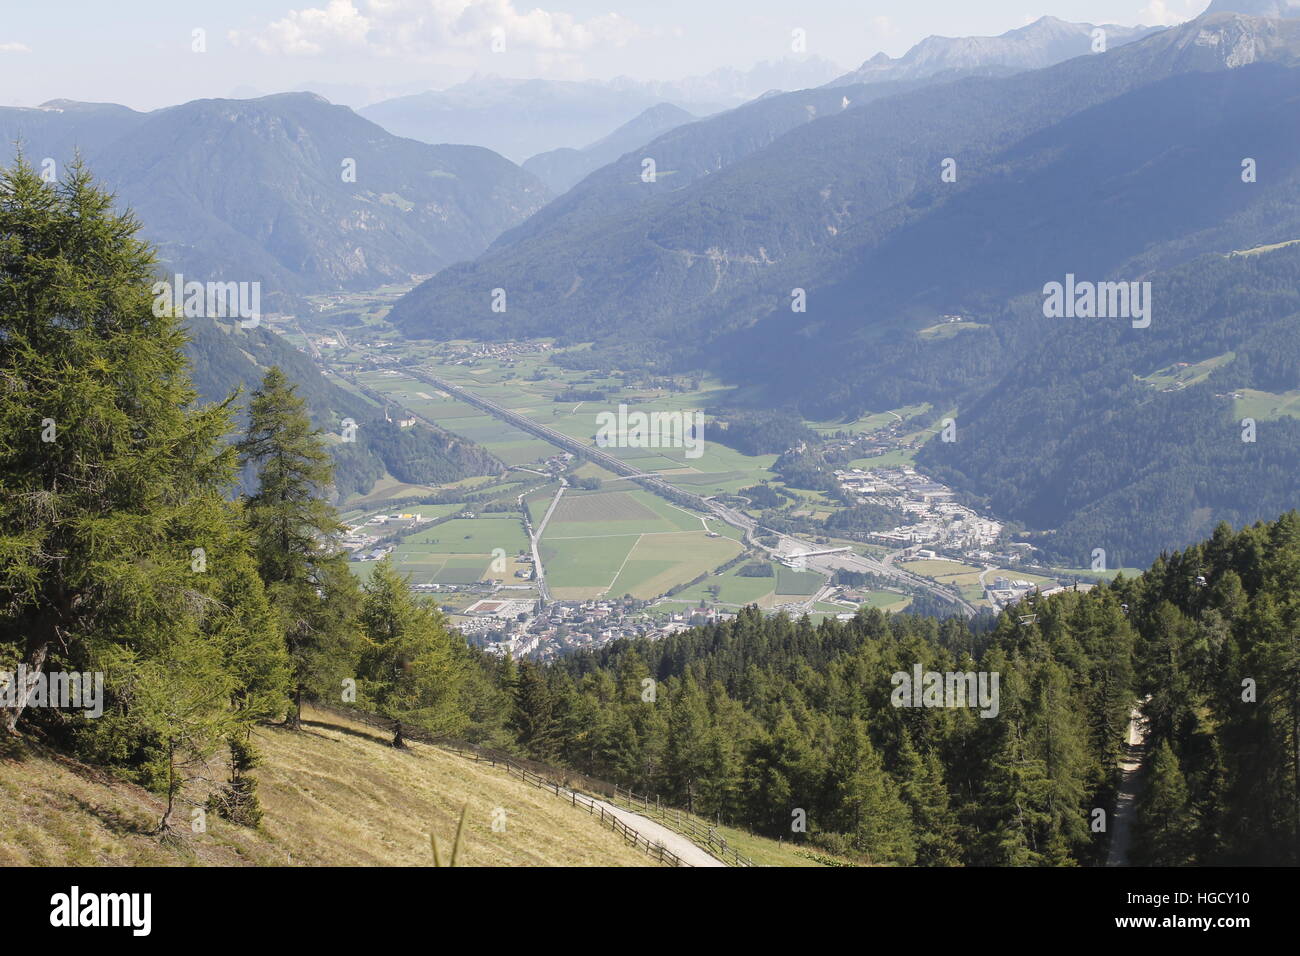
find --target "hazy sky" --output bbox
[0,0,1211,110]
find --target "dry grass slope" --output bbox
[0,707,656,867]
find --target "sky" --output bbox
[0,0,1212,110]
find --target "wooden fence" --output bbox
[436,741,689,867]
[609,785,755,867]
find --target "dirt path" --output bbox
[586,796,726,867]
[1106,702,1150,866]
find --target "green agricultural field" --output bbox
[571,461,621,482]
[900,559,989,601]
[852,590,911,612]
[541,535,638,599]
[543,489,702,538]
[1138,352,1234,390]
[606,532,742,600]
[414,349,800,499]
[807,404,928,436]
[775,568,825,596]
[1230,237,1300,257]
[917,321,989,340]
[430,362,782,496]
[341,477,443,510]
[538,488,736,599]
[1045,565,1146,581]
[550,489,660,523]
[404,515,530,555]
[352,553,490,588]
[848,447,918,469]
[674,566,779,606]
[900,559,978,578]
[432,556,496,584]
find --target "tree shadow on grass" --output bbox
[297,717,392,748]
[66,793,159,839]
[0,734,26,762]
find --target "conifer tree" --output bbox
[829,716,916,865]
[1134,740,1196,866]
[664,676,711,812]
[1030,660,1093,864]
[511,660,559,758]
[0,158,253,738]
[358,558,467,747]
[897,729,962,866]
[0,158,285,833]
[236,366,359,727]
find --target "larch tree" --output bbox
[236,366,360,728]
[358,557,467,747]
[0,158,285,831]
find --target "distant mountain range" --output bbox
[1204,0,1300,15]
[612,57,847,109]
[829,16,1164,85]
[357,58,843,162]
[392,12,1300,358]
[522,103,697,195]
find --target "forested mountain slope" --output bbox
[0,93,550,311]
[185,317,498,499]
[522,103,696,195]
[917,245,1300,567]
[390,13,1300,384]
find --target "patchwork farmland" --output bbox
[538,488,742,600]
[364,513,533,588]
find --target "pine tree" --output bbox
[0,158,286,834]
[1030,660,1093,864]
[0,158,251,738]
[829,717,916,865]
[511,660,558,759]
[358,558,467,747]
[1134,740,1196,866]
[897,729,962,866]
[236,366,359,727]
[981,715,1053,866]
[664,676,711,812]
[1138,602,1198,748]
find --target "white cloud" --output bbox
[0,42,31,54]
[232,0,644,58]
[1138,0,1204,26]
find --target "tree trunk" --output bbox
[157,739,177,835]
[284,685,303,730]
[2,622,55,736]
